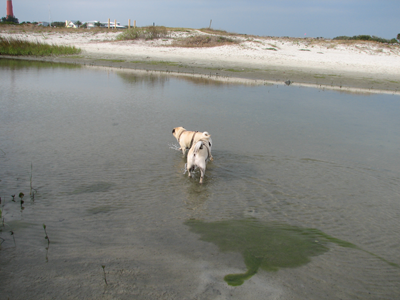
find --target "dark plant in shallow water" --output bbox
[10,230,15,247]
[43,224,50,262]
[102,265,108,285]
[43,224,50,244]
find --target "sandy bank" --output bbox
[1,29,400,94]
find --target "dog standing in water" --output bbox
[186,133,213,184]
[172,127,213,160]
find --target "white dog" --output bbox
[186,135,213,184]
[172,127,213,161]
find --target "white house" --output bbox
[86,20,100,29]
[86,20,126,29]
[37,21,50,26]
[65,20,79,28]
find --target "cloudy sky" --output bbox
[6,0,399,39]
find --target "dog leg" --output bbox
[187,163,193,178]
[181,148,186,155]
[199,167,205,184]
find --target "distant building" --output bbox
[65,20,79,28]
[6,0,14,18]
[86,20,126,29]
[86,21,101,29]
[65,20,126,29]
[37,21,50,27]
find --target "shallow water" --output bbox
[1,59,400,299]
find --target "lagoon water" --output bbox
[1,59,400,299]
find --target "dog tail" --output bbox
[193,140,203,154]
[202,131,211,138]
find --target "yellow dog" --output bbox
[172,127,213,161]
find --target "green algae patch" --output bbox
[185,219,398,286]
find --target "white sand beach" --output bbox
[1,28,400,93]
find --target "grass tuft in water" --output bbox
[43,224,50,244]
[10,230,16,247]
[43,224,50,262]
[102,265,108,285]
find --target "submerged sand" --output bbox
[1,28,400,94]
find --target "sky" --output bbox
[5,0,399,39]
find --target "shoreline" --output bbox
[1,29,400,94]
[3,55,399,95]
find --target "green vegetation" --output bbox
[225,68,245,72]
[130,60,182,66]
[333,35,399,44]
[198,28,237,37]
[172,35,238,47]
[0,36,81,56]
[117,25,238,47]
[117,26,169,40]
[1,15,19,24]
[149,61,180,66]
[96,59,126,63]
[185,219,399,286]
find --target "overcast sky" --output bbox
[6,0,399,39]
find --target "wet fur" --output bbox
[187,138,212,184]
[172,127,213,160]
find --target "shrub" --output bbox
[117,26,169,40]
[333,35,399,44]
[172,35,238,47]
[1,15,19,24]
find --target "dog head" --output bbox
[172,127,186,141]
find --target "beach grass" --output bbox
[117,26,169,40]
[0,36,81,56]
[171,35,239,47]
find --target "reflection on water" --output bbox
[185,219,398,286]
[0,57,81,70]
[1,58,400,299]
[115,69,262,87]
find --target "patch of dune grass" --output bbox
[172,35,239,47]
[0,36,81,56]
[117,26,169,40]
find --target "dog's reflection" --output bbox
[172,154,211,214]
